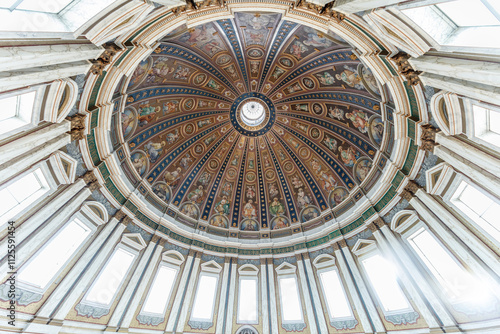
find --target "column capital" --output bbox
[114,209,127,221]
[367,222,378,232]
[420,124,439,152]
[338,239,347,248]
[374,217,386,228]
[66,114,87,130]
[332,242,340,251]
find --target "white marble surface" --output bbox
[0,61,91,93]
[166,254,195,331]
[410,56,500,88]
[334,0,402,13]
[108,242,157,327]
[0,44,102,72]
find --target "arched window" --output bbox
[237,264,259,324]
[0,149,77,231]
[313,254,357,330]
[137,251,184,326]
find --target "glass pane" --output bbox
[488,108,500,134]
[0,95,19,121]
[18,218,91,289]
[7,171,42,202]
[319,270,353,318]
[191,274,218,320]
[142,265,177,314]
[437,0,500,26]
[0,188,17,217]
[362,255,410,312]
[279,277,303,321]
[238,278,258,322]
[458,183,492,215]
[17,0,73,13]
[0,0,20,9]
[85,248,135,305]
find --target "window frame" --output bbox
[81,243,138,309]
[190,271,220,323]
[237,264,259,325]
[313,256,355,323]
[275,262,305,324]
[138,250,184,318]
[463,99,500,150]
[16,211,97,294]
[354,242,413,316]
[0,85,45,141]
[0,160,57,230]
[443,174,500,247]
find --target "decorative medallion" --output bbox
[247,48,264,58]
[183,123,195,135]
[265,169,276,180]
[246,172,256,182]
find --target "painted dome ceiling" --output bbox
[101,9,402,241]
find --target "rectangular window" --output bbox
[451,181,500,243]
[85,247,135,306]
[436,0,500,27]
[408,228,485,302]
[278,276,303,322]
[237,277,258,323]
[0,90,36,135]
[18,218,91,290]
[319,269,353,319]
[0,168,50,227]
[191,274,218,321]
[361,254,411,313]
[142,264,178,315]
[473,104,500,147]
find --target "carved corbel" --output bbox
[390,52,422,86]
[367,222,378,233]
[420,124,438,152]
[67,114,86,130]
[89,42,122,76]
[68,128,85,141]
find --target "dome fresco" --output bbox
[115,15,391,237]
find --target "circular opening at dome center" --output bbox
[240,101,266,127]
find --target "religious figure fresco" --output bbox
[180,202,199,219]
[271,216,290,230]
[144,140,166,163]
[240,219,259,231]
[215,196,231,216]
[236,13,280,46]
[329,187,349,208]
[187,185,205,204]
[354,157,373,183]
[209,214,228,228]
[339,145,360,168]
[164,167,183,189]
[152,182,171,203]
[242,199,258,219]
[301,206,320,222]
[336,65,364,90]
[296,187,312,210]
[368,116,384,146]
[131,151,148,176]
[121,108,137,138]
[269,197,285,216]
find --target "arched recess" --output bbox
[43,78,79,123]
[430,91,463,136]
[80,201,109,227]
